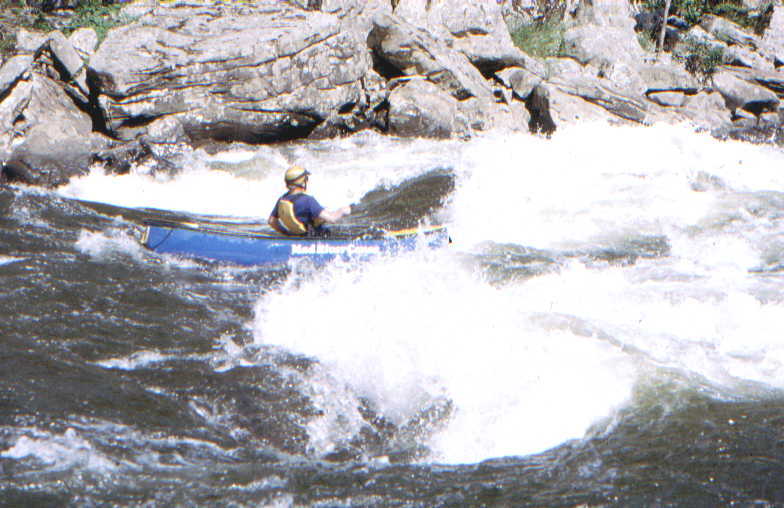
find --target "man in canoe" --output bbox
[268,165,352,236]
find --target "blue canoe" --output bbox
[141,221,450,266]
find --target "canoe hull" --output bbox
[142,225,446,266]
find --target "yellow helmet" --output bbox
[284,165,310,187]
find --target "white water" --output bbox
[58,124,784,464]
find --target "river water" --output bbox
[1,123,784,506]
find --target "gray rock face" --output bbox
[388,79,459,139]
[394,0,543,76]
[2,0,784,189]
[69,28,99,60]
[369,12,493,101]
[712,69,780,117]
[90,1,374,143]
[701,15,760,49]
[0,55,33,93]
[3,73,107,186]
[762,5,784,67]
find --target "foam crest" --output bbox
[1,428,116,472]
[519,261,784,389]
[96,350,170,370]
[450,123,784,249]
[76,229,147,261]
[253,251,636,463]
[57,133,459,218]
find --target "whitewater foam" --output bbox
[49,123,784,463]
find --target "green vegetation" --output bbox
[679,38,726,81]
[0,0,131,56]
[509,19,566,59]
[642,0,773,31]
[0,32,16,60]
[644,0,706,26]
[62,0,128,41]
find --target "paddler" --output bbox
[268,165,352,236]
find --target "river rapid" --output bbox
[1,123,784,506]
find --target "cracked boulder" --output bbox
[393,0,545,77]
[0,70,109,186]
[89,0,376,144]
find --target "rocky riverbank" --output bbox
[1,0,783,187]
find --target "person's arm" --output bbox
[268,214,287,235]
[318,205,351,224]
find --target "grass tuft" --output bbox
[62,0,129,42]
[509,19,566,59]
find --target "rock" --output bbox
[600,60,648,96]
[647,90,687,107]
[0,76,33,163]
[728,66,784,100]
[546,54,649,125]
[68,28,98,60]
[637,62,699,93]
[321,0,392,34]
[457,93,531,134]
[25,0,80,12]
[762,5,784,67]
[546,86,620,125]
[681,25,727,51]
[572,0,638,30]
[525,84,556,135]
[0,55,34,94]
[712,68,780,117]
[682,91,732,131]
[545,57,588,82]
[49,30,87,83]
[741,0,770,9]
[92,139,153,175]
[496,66,542,99]
[394,0,544,78]
[560,76,649,123]
[2,73,109,186]
[119,0,156,19]
[543,55,648,124]
[700,14,760,49]
[563,24,644,68]
[561,1,648,94]
[723,44,775,71]
[15,28,49,54]
[369,12,493,101]
[0,0,782,190]
[90,1,376,144]
[388,78,459,138]
[500,0,537,33]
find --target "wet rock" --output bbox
[1,73,108,187]
[388,79,459,139]
[526,83,556,135]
